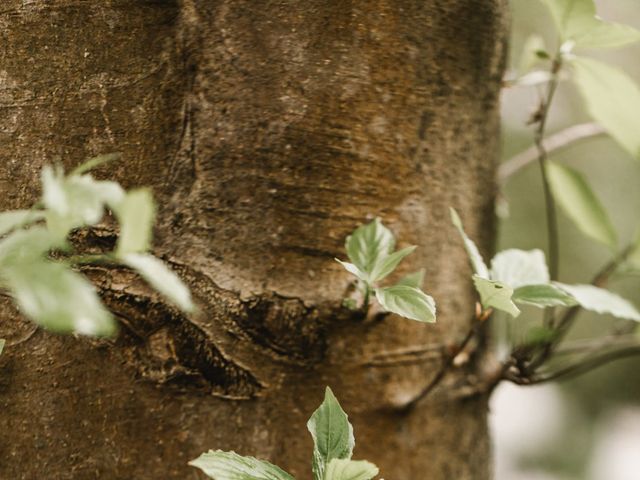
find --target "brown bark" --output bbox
[0,1,508,479]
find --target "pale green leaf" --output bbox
[546,161,617,248]
[555,283,640,321]
[0,210,45,237]
[541,0,640,49]
[307,387,355,480]
[345,218,395,276]
[541,0,596,40]
[122,253,194,313]
[518,34,548,74]
[369,245,416,283]
[473,275,520,317]
[513,284,577,308]
[574,21,640,49]
[0,227,62,267]
[490,249,550,289]
[335,259,367,282]
[71,152,121,176]
[374,285,436,323]
[189,450,294,480]
[114,189,155,256]
[571,57,640,158]
[325,459,379,480]
[42,165,125,239]
[3,261,116,336]
[396,269,425,289]
[450,208,490,279]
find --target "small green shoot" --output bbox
[336,218,436,323]
[190,387,379,480]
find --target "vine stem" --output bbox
[535,55,563,282]
[403,305,491,410]
[520,243,634,374]
[507,345,640,386]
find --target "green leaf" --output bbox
[518,34,548,74]
[541,0,595,40]
[473,275,520,317]
[450,208,490,279]
[42,165,125,239]
[114,189,156,256]
[546,161,617,249]
[71,152,121,176]
[307,387,355,480]
[335,259,368,282]
[121,253,194,313]
[396,269,426,289]
[574,21,640,49]
[3,261,116,336]
[369,245,416,283]
[0,210,45,237]
[374,285,436,323]
[0,227,62,267]
[325,459,379,480]
[513,284,577,308]
[554,283,640,321]
[0,339,5,355]
[541,0,640,49]
[345,218,395,277]
[490,249,550,289]
[571,57,640,159]
[189,450,294,480]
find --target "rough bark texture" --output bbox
[0,1,508,479]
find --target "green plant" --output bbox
[335,218,436,323]
[190,387,379,480]
[0,154,193,338]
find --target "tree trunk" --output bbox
[0,1,507,479]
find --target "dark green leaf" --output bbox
[307,387,355,480]
[513,284,577,308]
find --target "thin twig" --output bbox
[522,243,634,372]
[498,123,606,184]
[403,307,490,410]
[507,346,640,386]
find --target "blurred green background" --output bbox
[492,1,640,479]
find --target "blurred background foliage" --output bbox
[492,1,640,479]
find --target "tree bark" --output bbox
[0,1,508,479]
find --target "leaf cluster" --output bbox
[190,387,379,480]
[336,218,435,323]
[0,155,194,338]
